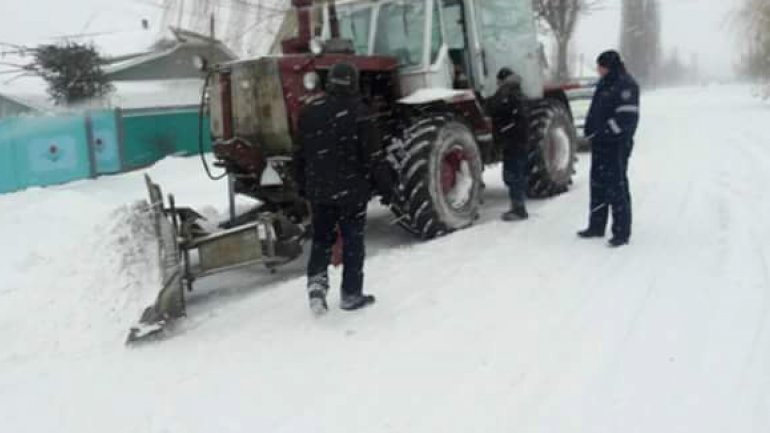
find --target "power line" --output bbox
[230,7,288,42]
[50,29,148,41]
[134,0,288,14]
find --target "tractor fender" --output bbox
[397,88,491,136]
[543,86,576,120]
[397,88,475,105]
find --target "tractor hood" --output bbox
[210,57,294,157]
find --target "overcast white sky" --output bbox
[0,0,157,54]
[575,0,742,79]
[0,0,744,86]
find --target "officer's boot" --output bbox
[502,202,529,221]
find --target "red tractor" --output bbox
[128,0,579,343]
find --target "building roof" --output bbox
[0,75,204,113]
[0,27,235,112]
[0,91,53,113]
[107,79,205,110]
[104,27,238,82]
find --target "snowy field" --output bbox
[1,84,769,432]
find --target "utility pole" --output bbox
[177,0,185,29]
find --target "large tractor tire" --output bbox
[393,114,484,239]
[527,99,578,198]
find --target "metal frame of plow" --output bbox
[126,175,306,344]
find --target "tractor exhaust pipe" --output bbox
[328,1,340,39]
[282,0,313,53]
[282,0,340,54]
[294,0,312,45]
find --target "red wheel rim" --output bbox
[545,135,555,168]
[544,127,571,173]
[441,148,467,193]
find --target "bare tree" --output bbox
[620,0,662,85]
[533,0,604,81]
[738,0,770,86]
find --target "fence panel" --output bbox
[8,115,93,189]
[0,120,20,194]
[89,110,123,174]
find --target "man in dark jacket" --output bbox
[295,62,379,314]
[489,67,530,221]
[579,50,640,247]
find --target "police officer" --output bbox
[578,50,640,247]
[295,62,379,314]
[489,67,530,221]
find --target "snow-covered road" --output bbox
[1,85,768,433]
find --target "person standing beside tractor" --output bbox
[578,50,640,247]
[489,67,531,221]
[295,62,380,315]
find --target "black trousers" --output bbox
[307,201,367,297]
[588,141,633,240]
[502,146,528,206]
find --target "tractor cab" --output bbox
[313,0,544,100]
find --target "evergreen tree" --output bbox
[33,42,114,106]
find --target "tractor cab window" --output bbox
[336,5,374,55]
[430,0,444,64]
[442,0,474,89]
[442,0,466,50]
[477,0,531,43]
[475,0,541,97]
[373,1,427,68]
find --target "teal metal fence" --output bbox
[0,119,20,193]
[121,108,212,170]
[90,110,123,175]
[0,114,93,192]
[0,107,211,194]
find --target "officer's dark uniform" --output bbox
[580,51,640,246]
[489,68,530,220]
[295,63,379,312]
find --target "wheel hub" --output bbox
[545,126,571,174]
[440,147,473,209]
[441,149,462,192]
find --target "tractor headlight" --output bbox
[309,37,324,56]
[303,71,320,91]
[192,55,208,71]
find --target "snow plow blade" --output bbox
[126,175,307,344]
[126,175,189,344]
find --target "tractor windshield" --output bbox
[336,5,374,55]
[372,1,426,68]
[334,1,428,68]
[477,0,532,42]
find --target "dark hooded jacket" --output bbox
[294,92,381,206]
[489,75,530,154]
[585,59,640,145]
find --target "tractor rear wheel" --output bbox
[527,99,578,198]
[393,114,483,239]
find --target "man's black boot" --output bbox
[502,204,529,221]
[577,228,604,238]
[608,237,629,248]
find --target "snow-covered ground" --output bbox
[1,84,769,433]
